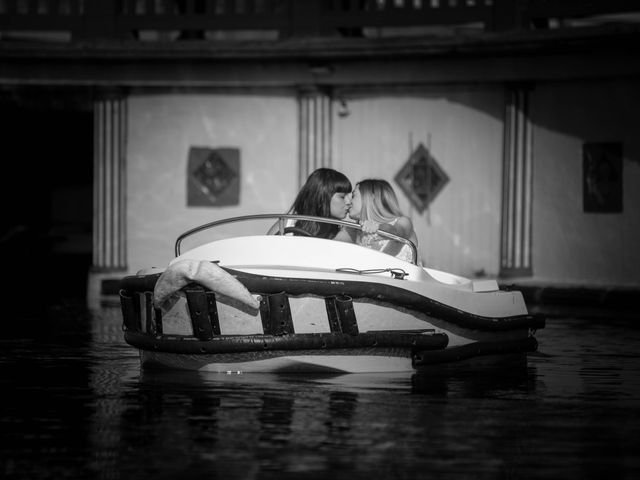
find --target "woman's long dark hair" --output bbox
[290,168,352,238]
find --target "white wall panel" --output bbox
[127,94,298,273]
[333,89,504,278]
[531,80,640,285]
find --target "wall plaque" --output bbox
[583,142,623,213]
[394,143,449,213]
[187,147,240,207]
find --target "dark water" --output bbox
[2,302,639,480]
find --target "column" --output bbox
[92,95,127,273]
[500,85,533,278]
[297,88,333,188]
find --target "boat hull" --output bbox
[135,339,537,374]
[120,266,543,373]
[140,351,415,373]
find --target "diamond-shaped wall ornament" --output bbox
[187,147,240,206]
[394,143,449,213]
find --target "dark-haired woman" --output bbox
[268,168,353,239]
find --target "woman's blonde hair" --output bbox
[356,179,403,223]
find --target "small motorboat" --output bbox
[119,214,544,373]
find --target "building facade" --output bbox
[1,1,638,303]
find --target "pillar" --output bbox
[88,95,128,303]
[297,88,333,187]
[500,85,533,278]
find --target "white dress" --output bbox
[359,218,413,263]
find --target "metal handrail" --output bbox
[174,213,418,264]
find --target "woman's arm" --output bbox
[333,224,358,243]
[378,217,417,256]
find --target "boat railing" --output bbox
[174,213,419,265]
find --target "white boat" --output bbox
[119,214,544,373]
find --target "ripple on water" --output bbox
[1,306,640,479]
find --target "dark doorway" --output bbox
[0,89,93,304]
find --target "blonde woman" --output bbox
[346,179,419,263]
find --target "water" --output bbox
[1,302,639,479]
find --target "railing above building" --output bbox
[0,0,638,43]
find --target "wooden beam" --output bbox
[1,49,639,88]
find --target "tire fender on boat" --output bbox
[153,259,261,312]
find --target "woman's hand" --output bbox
[361,219,380,234]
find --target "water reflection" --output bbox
[1,304,639,479]
[100,364,538,478]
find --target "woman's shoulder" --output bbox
[389,216,413,233]
[376,216,413,241]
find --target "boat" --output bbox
[119,214,545,373]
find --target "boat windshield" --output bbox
[174,214,419,264]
